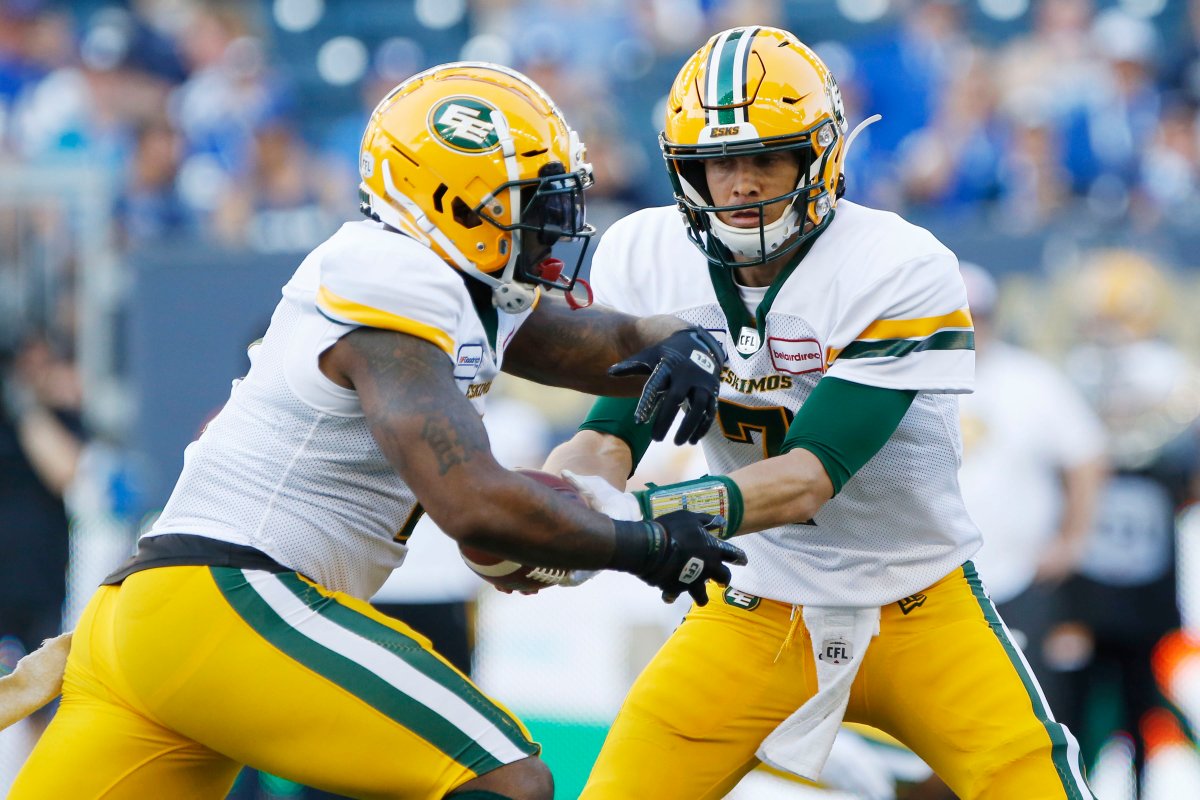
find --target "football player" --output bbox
[9,63,744,800]
[543,27,1097,800]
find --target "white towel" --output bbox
[756,605,881,780]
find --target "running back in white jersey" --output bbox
[591,202,982,607]
[149,221,532,600]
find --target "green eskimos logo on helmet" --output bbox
[431,97,501,153]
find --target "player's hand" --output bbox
[1033,536,1086,586]
[638,510,746,605]
[609,326,725,445]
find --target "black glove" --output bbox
[610,511,747,605]
[609,326,725,446]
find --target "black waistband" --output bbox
[102,534,292,585]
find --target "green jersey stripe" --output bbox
[268,571,535,752]
[963,563,1094,799]
[715,28,745,125]
[210,568,534,772]
[838,330,974,360]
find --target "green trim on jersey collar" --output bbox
[706,215,828,359]
[461,275,499,352]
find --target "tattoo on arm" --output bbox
[338,328,490,478]
[421,413,481,475]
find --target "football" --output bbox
[459,469,586,592]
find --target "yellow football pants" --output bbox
[11,565,537,799]
[582,563,1094,800]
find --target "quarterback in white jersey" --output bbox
[11,64,746,800]
[546,27,1096,800]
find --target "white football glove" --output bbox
[558,470,644,589]
[560,470,642,521]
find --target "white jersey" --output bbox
[149,221,532,600]
[958,342,1105,604]
[591,202,981,607]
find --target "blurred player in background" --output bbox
[1054,250,1200,790]
[546,27,1095,799]
[957,262,1107,697]
[9,62,745,800]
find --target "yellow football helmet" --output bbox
[662,27,874,267]
[359,62,594,313]
[1074,249,1172,341]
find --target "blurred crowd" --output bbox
[3,0,1200,254]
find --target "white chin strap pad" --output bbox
[492,282,538,314]
[709,206,802,259]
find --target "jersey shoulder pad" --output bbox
[591,205,704,315]
[316,222,466,355]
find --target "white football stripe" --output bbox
[462,557,521,578]
[705,29,734,128]
[245,570,529,763]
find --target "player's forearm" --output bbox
[15,406,82,497]
[543,430,633,490]
[724,449,834,534]
[1056,455,1108,546]
[502,295,686,394]
[435,466,624,568]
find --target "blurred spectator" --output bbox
[0,336,83,668]
[957,263,1107,697]
[170,3,293,226]
[899,46,1006,211]
[1165,0,1200,106]
[211,121,339,253]
[1140,98,1200,229]
[851,0,970,207]
[1056,250,1200,786]
[995,111,1072,232]
[995,0,1098,122]
[1059,10,1162,215]
[116,119,195,245]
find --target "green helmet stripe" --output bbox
[708,27,760,127]
[714,28,744,125]
[736,27,760,124]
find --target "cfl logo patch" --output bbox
[690,350,716,374]
[679,557,705,584]
[819,637,853,665]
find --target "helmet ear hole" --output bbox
[452,197,484,229]
[432,184,448,213]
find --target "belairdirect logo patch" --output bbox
[431,97,501,153]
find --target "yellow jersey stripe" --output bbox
[316,286,454,354]
[856,308,973,341]
[826,308,973,365]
